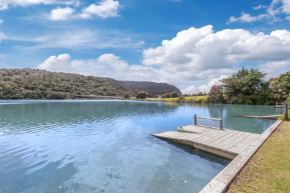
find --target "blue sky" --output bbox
[0,0,290,93]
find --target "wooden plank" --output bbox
[186,125,214,132]
[179,125,209,133]
[201,130,232,144]
[189,129,219,140]
[229,133,259,154]
[192,143,236,160]
[214,131,247,150]
[237,134,260,154]
[152,131,172,138]
[194,130,225,144]
[216,132,250,152]
[207,130,240,146]
[156,131,177,138]
[166,132,191,139]
[153,131,186,139]
[179,128,216,141]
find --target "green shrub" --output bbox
[171,91,179,98]
[278,110,290,120]
[177,96,185,103]
[147,93,153,98]
[123,93,130,99]
[136,91,147,99]
[208,85,225,103]
[264,101,275,105]
[162,93,171,98]
[245,100,254,105]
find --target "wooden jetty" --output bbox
[153,114,283,193]
[153,115,260,159]
[153,125,260,159]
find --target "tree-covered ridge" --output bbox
[0,69,181,99]
[120,81,181,95]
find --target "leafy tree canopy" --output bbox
[221,68,277,105]
[271,71,290,94]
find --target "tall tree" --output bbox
[271,72,290,94]
[208,85,225,104]
[221,68,275,105]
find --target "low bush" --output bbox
[245,100,254,105]
[136,91,147,99]
[123,93,130,99]
[278,110,290,120]
[147,93,153,98]
[264,101,275,105]
[162,93,171,98]
[171,91,179,98]
[177,96,185,103]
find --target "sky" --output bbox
[0,0,290,93]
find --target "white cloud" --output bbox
[0,32,5,42]
[228,12,269,23]
[50,7,75,20]
[282,0,290,13]
[37,53,159,81]
[259,60,290,79]
[141,25,290,92]
[271,29,290,40]
[142,25,290,68]
[181,85,198,94]
[0,19,5,42]
[253,4,268,10]
[229,0,290,24]
[0,0,78,10]
[81,0,120,19]
[49,0,121,20]
[267,0,283,16]
[268,0,290,15]
[37,53,129,77]
[8,28,144,50]
[198,76,227,93]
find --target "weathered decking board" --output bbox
[153,125,260,160]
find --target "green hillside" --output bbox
[0,69,181,99]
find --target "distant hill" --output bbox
[121,81,181,95]
[0,69,181,99]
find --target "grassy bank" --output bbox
[227,121,290,193]
[144,96,208,103]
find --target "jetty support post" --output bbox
[284,103,289,121]
[220,117,223,130]
[194,114,197,125]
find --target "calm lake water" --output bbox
[0,100,282,193]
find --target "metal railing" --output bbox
[194,114,223,130]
